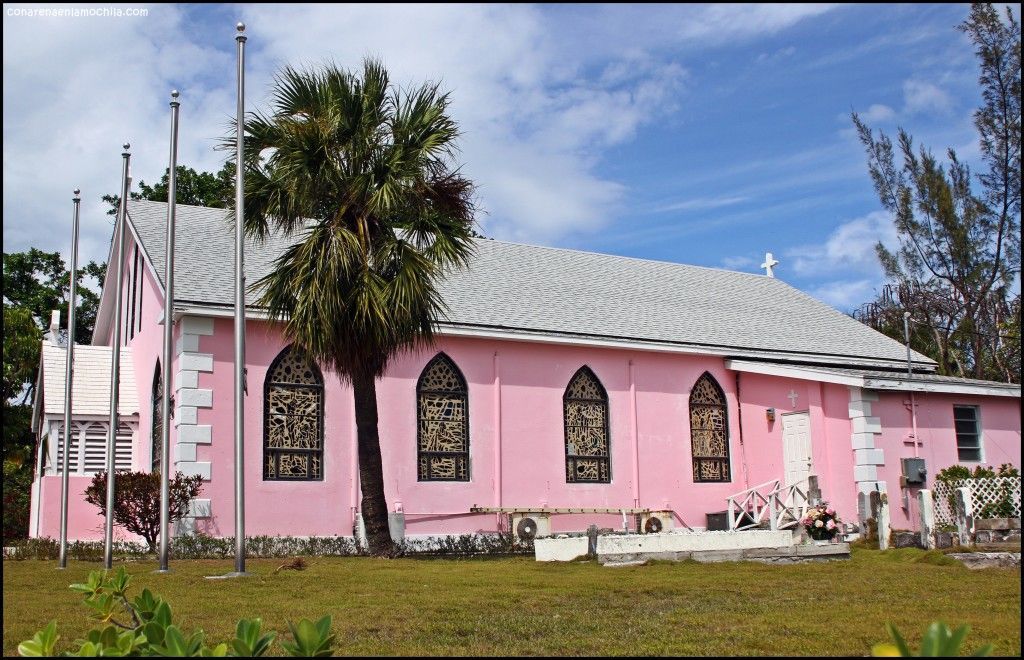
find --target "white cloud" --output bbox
[809,278,877,310]
[653,195,748,213]
[786,210,897,278]
[902,79,952,115]
[757,46,796,64]
[853,103,896,123]
[677,4,834,42]
[721,255,757,270]
[2,3,840,266]
[2,5,231,267]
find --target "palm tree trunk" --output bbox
[352,371,394,556]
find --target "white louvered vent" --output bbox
[53,425,80,474]
[82,423,133,474]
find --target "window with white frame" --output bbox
[952,405,982,462]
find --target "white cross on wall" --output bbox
[761,252,779,278]
[787,389,799,407]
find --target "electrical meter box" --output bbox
[901,457,927,485]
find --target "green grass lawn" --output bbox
[3,548,1019,656]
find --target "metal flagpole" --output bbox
[233,22,248,575]
[158,91,181,573]
[58,188,82,570]
[105,144,131,569]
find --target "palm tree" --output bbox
[236,60,476,556]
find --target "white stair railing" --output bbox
[768,481,810,530]
[726,479,780,531]
[725,479,810,531]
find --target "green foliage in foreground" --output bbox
[3,548,1019,656]
[17,567,333,657]
[872,621,993,657]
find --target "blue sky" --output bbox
[3,4,1015,312]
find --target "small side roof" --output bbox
[726,359,1021,397]
[34,343,139,430]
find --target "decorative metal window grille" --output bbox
[953,405,982,462]
[690,372,731,483]
[263,347,324,481]
[563,366,610,483]
[151,363,162,472]
[417,353,469,481]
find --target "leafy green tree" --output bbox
[2,250,104,415]
[2,250,105,540]
[852,4,1020,381]
[103,163,235,215]
[236,60,477,556]
[2,249,105,348]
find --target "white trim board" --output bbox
[726,360,1020,398]
[171,303,934,371]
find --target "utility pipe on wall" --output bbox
[629,360,639,508]
[734,372,750,490]
[903,312,920,459]
[493,352,503,528]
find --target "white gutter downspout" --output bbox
[493,352,503,529]
[629,360,640,509]
[903,313,919,459]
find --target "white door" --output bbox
[781,412,813,487]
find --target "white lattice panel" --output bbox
[933,477,1021,525]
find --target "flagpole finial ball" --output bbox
[73,188,80,197]
[237,22,245,32]
[171,89,179,99]
[123,142,130,151]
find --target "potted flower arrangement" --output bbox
[802,503,841,543]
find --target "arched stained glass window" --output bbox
[264,346,324,481]
[563,366,610,483]
[417,353,469,481]
[151,362,162,473]
[689,372,731,482]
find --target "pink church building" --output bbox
[30,199,1021,543]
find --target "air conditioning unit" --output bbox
[510,513,552,542]
[638,510,675,534]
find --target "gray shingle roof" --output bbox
[127,199,932,368]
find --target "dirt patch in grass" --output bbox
[3,547,1019,656]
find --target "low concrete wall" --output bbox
[600,542,850,565]
[535,530,796,562]
[948,552,1020,569]
[534,536,590,562]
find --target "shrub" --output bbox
[934,463,1021,521]
[3,459,33,543]
[871,621,992,656]
[5,531,531,561]
[83,470,203,553]
[17,567,334,656]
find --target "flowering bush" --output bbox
[802,503,841,541]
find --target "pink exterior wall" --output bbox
[39,243,1021,541]
[871,391,1021,529]
[30,231,184,542]
[194,329,776,536]
[731,374,858,521]
[32,475,144,543]
[125,238,168,474]
[177,324,887,537]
